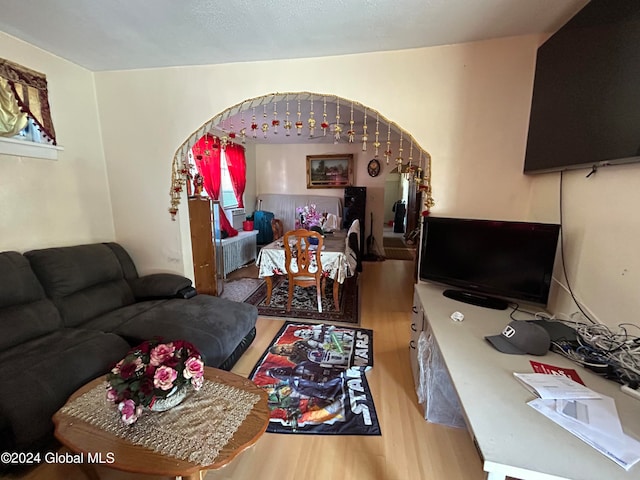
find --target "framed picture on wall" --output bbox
[306,154,354,189]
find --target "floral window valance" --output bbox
[0,57,56,144]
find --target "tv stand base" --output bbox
[442,289,508,310]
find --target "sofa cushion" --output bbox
[112,295,258,367]
[25,244,135,327]
[0,252,62,351]
[129,274,193,300]
[79,299,169,333]
[0,328,131,449]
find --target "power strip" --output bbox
[621,385,640,400]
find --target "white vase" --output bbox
[149,385,188,412]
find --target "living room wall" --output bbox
[528,164,640,328]
[0,32,115,252]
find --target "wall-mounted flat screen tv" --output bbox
[419,217,560,309]
[524,0,640,174]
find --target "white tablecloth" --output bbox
[257,232,355,284]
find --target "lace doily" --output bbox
[60,379,260,466]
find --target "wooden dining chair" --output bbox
[271,218,284,240]
[283,229,325,313]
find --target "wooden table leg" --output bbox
[265,276,273,305]
[333,279,339,309]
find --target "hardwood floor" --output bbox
[15,260,485,480]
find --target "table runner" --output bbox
[60,380,260,466]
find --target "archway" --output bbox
[169,92,434,222]
[169,92,435,288]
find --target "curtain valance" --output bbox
[0,58,56,144]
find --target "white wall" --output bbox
[529,164,640,327]
[0,32,115,252]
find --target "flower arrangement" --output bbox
[296,203,326,231]
[106,339,205,425]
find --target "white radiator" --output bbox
[220,230,258,278]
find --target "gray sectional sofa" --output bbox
[0,242,257,454]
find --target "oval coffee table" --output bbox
[53,366,269,480]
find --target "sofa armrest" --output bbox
[129,274,195,300]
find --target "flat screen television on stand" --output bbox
[419,217,561,310]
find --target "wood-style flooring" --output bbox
[15,259,486,480]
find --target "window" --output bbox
[1,58,61,159]
[220,150,238,209]
[186,148,239,208]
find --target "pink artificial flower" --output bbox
[106,388,119,403]
[149,343,175,366]
[153,365,178,390]
[111,360,123,375]
[191,375,204,390]
[118,399,141,425]
[183,356,204,380]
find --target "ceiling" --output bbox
[0,0,587,72]
[0,0,588,149]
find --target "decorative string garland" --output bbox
[362,108,368,151]
[284,96,291,136]
[168,92,434,219]
[334,98,342,143]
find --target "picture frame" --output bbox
[306,154,354,189]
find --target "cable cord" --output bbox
[558,171,596,324]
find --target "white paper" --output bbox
[514,372,602,400]
[529,398,640,470]
[555,396,625,438]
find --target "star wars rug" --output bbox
[249,321,380,435]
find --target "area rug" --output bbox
[249,321,380,435]
[382,237,416,261]
[382,236,407,248]
[383,247,416,261]
[220,278,264,302]
[245,275,360,325]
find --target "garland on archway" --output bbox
[169,92,434,220]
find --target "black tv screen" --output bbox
[419,217,560,308]
[524,0,640,173]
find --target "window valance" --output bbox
[0,58,56,145]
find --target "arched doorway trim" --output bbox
[169,91,434,219]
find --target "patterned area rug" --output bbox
[245,275,360,325]
[249,321,379,435]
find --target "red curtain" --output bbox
[224,143,247,208]
[192,134,238,237]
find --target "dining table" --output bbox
[256,230,356,310]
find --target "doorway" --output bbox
[382,172,418,261]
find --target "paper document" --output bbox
[513,373,602,400]
[529,360,585,385]
[555,396,624,437]
[529,397,640,470]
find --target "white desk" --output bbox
[414,282,640,480]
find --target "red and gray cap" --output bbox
[485,320,551,356]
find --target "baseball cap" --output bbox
[485,320,551,356]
